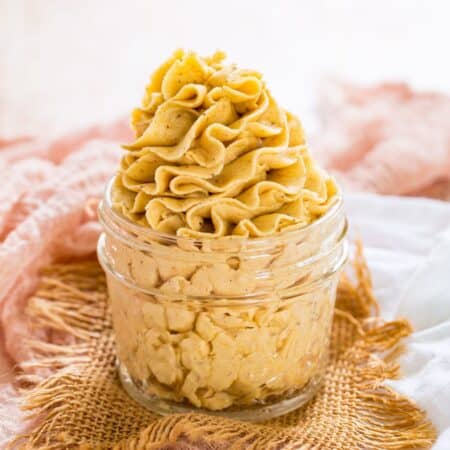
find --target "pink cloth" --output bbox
[312,81,450,198]
[0,117,131,445]
[0,81,449,445]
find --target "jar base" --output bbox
[118,361,323,422]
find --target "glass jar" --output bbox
[97,178,348,421]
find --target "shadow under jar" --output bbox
[97,178,348,421]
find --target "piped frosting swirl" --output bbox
[112,50,338,238]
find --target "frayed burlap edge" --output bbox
[10,242,436,449]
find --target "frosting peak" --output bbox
[112,50,338,238]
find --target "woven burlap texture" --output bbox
[14,243,436,449]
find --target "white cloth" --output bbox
[346,193,450,448]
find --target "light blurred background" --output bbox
[1,0,449,137]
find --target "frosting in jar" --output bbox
[101,50,346,413]
[112,49,338,238]
[107,268,334,410]
[101,203,344,410]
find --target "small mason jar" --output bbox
[97,178,348,421]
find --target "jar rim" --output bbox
[101,176,344,250]
[97,233,349,303]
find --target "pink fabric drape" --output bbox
[312,81,450,198]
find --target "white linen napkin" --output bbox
[346,193,450,448]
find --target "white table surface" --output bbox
[1,0,450,137]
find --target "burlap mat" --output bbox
[14,243,436,449]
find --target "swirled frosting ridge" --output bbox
[112,50,338,238]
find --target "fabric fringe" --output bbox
[11,243,437,450]
[9,263,107,450]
